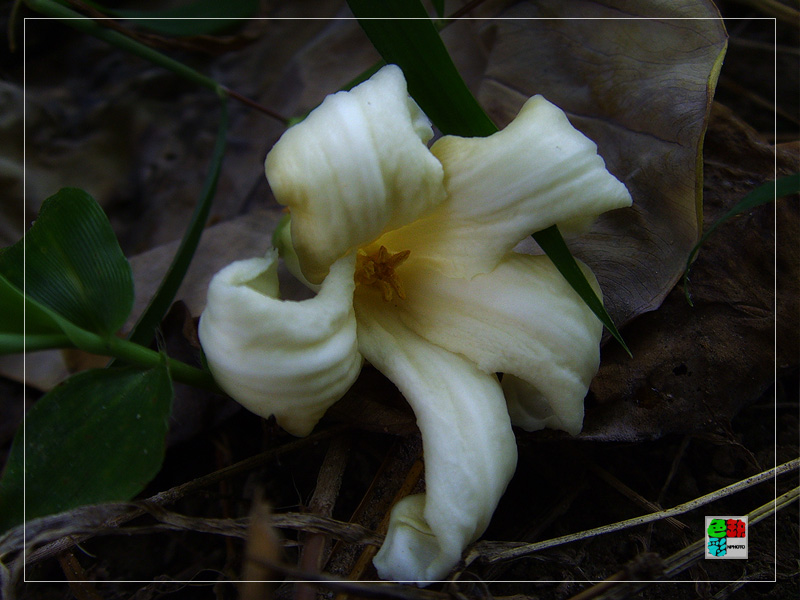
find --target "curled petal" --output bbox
[381,95,632,278]
[272,214,319,293]
[397,253,603,435]
[198,251,362,436]
[265,64,446,284]
[355,291,517,582]
[501,374,578,434]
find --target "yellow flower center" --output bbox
[355,246,411,302]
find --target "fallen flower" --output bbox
[198,64,631,583]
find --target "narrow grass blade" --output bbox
[126,99,229,346]
[534,226,631,357]
[683,172,800,305]
[347,0,497,137]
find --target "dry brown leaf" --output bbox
[583,104,798,441]
[472,0,728,327]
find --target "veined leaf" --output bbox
[0,273,69,353]
[0,188,133,336]
[0,363,173,533]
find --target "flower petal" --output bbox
[396,253,603,435]
[380,94,632,278]
[198,250,362,436]
[265,64,446,284]
[355,291,517,582]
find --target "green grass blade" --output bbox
[0,363,173,533]
[347,0,497,137]
[126,99,229,346]
[534,226,632,357]
[683,172,800,305]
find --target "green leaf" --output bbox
[534,226,632,357]
[126,99,229,347]
[0,273,62,337]
[349,0,628,351]
[0,268,219,389]
[0,188,134,336]
[683,172,800,304]
[0,273,70,353]
[0,363,173,533]
[347,0,497,137]
[81,0,260,36]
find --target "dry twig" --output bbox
[468,458,798,566]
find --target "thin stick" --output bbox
[296,436,351,600]
[22,427,345,566]
[583,487,800,600]
[477,458,798,564]
[57,551,104,600]
[222,86,288,123]
[247,555,450,600]
[588,462,688,532]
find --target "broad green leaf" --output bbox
[0,187,133,336]
[0,274,70,353]
[0,273,62,337]
[348,0,627,349]
[683,173,800,304]
[81,0,260,36]
[0,261,219,390]
[347,0,497,137]
[0,363,173,533]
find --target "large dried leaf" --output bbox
[583,105,798,441]
[472,0,728,327]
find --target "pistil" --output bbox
[355,246,411,302]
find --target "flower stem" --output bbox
[107,336,221,392]
[103,335,221,392]
[57,320,221,393]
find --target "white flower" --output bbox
[198,65,631,583]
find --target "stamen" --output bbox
[355,246,411,301]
